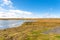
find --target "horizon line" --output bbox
[0,18,60,20]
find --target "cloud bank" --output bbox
[0,0,32,18]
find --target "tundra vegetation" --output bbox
[0,19,60,40]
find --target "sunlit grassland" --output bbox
[0,19,60,40]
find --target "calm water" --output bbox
[0,20,34,29]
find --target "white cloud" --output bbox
[2,0,12,5]
[0,10,32,18]
[0,0,32,18]
[0,0,13,9]
[0,0,58,18]
[9,10,32,14]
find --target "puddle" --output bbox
[43,26,60,34]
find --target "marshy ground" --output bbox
[0,18,60,40]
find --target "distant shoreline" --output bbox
[0,18,60,20]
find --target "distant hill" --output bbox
[0,18,60,40]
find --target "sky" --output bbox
[0,0,60,18]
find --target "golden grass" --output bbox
[0,18,60,40]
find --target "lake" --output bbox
[0,20,34,29]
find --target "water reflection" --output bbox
[0,20,34,29]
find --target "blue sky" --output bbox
[0,0,60,18]
[12,0,58,12]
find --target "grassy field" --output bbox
[0,18,60,40]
